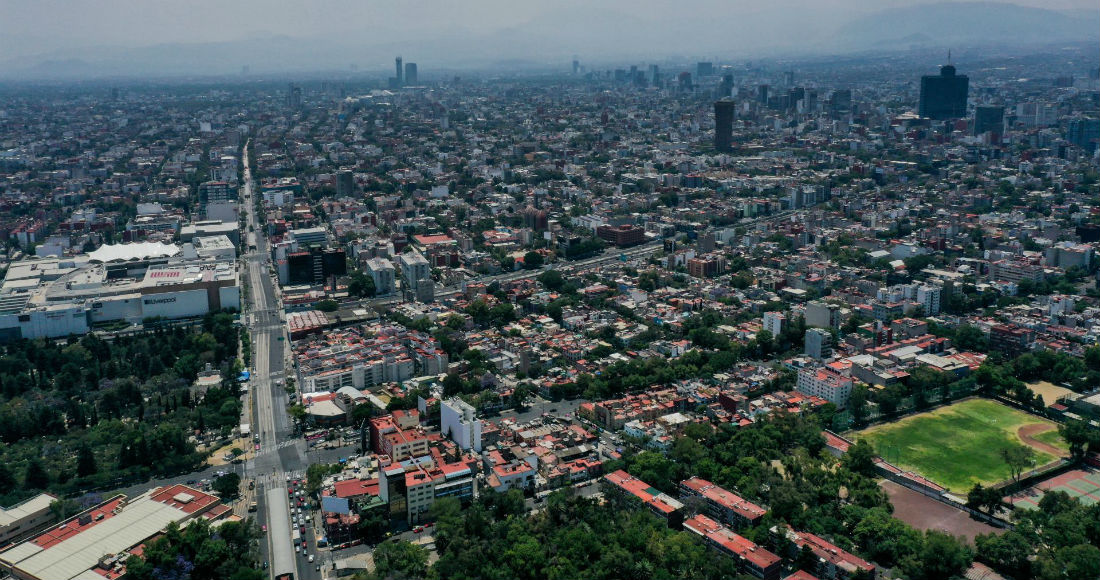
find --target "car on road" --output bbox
[308,555,315,563]
[295,545,300,553]
[261,524,267,533]
[413,526,424,533]
[316,565,321,572]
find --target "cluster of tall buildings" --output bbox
[710,58,1050,151]
[391,56,419,88]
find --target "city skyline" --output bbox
[0,0,1097,78]
[0,3,1097,580]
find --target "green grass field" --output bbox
[855,399,1068,492]
[1035,429,1066,448]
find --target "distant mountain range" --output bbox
[832,2,1099,50]
[1,1,1096,79]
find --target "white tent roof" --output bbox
[87,242,180,263]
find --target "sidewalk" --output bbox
[231,477,259,519]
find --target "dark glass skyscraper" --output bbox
[1068,117,1100,154]
[395,56,404,86]
[973,105,1004,136]
[714,99,735,152]
[919,64,969,120]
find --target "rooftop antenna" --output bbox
[947,49,952,65]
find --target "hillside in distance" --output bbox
[833,1,1099,50]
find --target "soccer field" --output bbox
[855,399,1069,492]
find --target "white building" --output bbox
[762,311,786,337]
[203,200,238,224]
[0,493,57,546]
[191,235,237,262]
[915,285,942,316]
[805,301,841,329]
[398,250,432,301]
[441,398,482,453]
[289,227,327,248]
[262,188,295,207]
[364,257,396,295]
[795,366,854,408]
[572,214,607,233]
[0,247,239,341]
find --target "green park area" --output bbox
[856,398,1069,492]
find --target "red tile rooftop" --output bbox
[200,504,233,521]
[823,431,852,453]
[873,458,902,475]
[439,462,473,477]
[681,477,766,519]
[149,484,220,515]
[32,496,127,549]
[605,470,682,515]
[792,530,874,573]
[684,514,780,570]
[334,478,380,499]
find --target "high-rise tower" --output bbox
[714,99,735,152]
[973,105,1005,137]
[395,56,404,86]
[919,59,969,120]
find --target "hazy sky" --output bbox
[2,0,1094,55]
[0,0,1095,76]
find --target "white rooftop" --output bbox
[87,242,180,263]
[0,490,204,580]
[0,493,56,527]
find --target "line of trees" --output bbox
[125,518,264,580]
[0,312,243,506]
